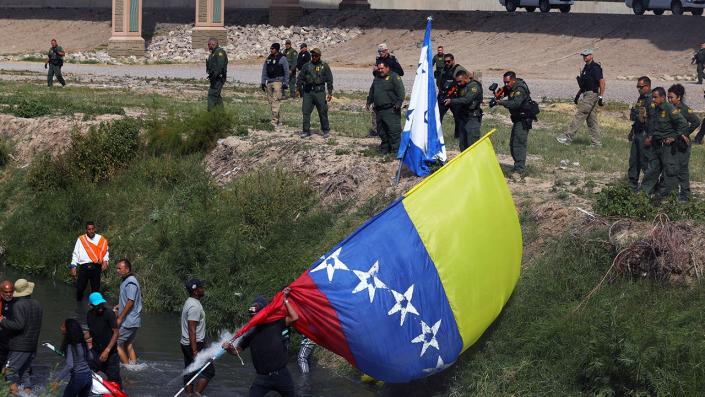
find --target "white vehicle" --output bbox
[500,0,574,13]
[625,0,705,15]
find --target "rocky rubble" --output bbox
[0,23,362,65]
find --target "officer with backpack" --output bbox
[261,43,290,126]
[45,39,66,87]
[497,71,539,180]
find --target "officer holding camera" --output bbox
[45,39,66,87]
[443,70,483,151]
[437,54,467,122]
[496,71,534,180]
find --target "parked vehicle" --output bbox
[500,0,574,13]
[625,0,704,15]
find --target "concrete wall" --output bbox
[0,0,630,13]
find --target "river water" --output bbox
[0,269,379,397]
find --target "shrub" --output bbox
[0,141,9,167]
[26,153,71,191]
[14,98,51,118]
[594,182,705,221]
[144,109,235,155]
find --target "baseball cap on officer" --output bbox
[580,48,593,56]
[311,48,322,56]
[285,39,292,45]
[377,43,388,53]
[271,43,280,50]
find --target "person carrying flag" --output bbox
[70,222,109,302]
[223,288,298,397]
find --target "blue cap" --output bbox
[88,292,107,306]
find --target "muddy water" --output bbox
[1,269,378,397]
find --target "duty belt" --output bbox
[375,104,395,110]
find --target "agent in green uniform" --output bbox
[692,43,705,85]
[432,46,445,88]
[366,61,405,154]
[628,76,654,191]
[283,39,298,99]
[444,70,483,151]
[206,38,228,111]
[45,39,66,87]
[641,87,689,198]
[497,71,533,178]
[667,84,701,201]
[297,48,333,138]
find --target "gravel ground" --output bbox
[2,61,704,108]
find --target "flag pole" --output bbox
[394,155,405,186]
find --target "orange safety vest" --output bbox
[79,234,108,264]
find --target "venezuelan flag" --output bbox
[236,131,522,382]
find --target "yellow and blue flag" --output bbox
[237,131,522,382]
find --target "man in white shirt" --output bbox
[180,279,213,395]
[70,222,109,302]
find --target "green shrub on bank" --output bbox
[0,141,9,167]
[14,98,51,118]
[144,109,236,155]
[594,182,705,221]
[444,232,705,396]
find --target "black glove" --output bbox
[261,83,266,91]
[573,97,579,105]
[598,97,604,107]
[44,63,48,69]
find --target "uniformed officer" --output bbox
[558,48,605,146]
[205,38,228,111]
[627,76,654,191]
[283,39,298,99]
[692,43,705,85]
[497,71,533,179]
[641,87,689,198]
[444,70,483,151]
[261,43,290,126]
[667,84,701,201]
[296,43,311,74]
[297,48,334,138]
[438,54,468,122]
[366,61,405,155]
[369,43,405,137]
[45,39,66,87]
[432,46,445,87]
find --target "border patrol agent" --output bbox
[261,43,290,126]
[369,43,404,137]
[437,54,468,122]
[444,70,483,151]
[640,87,689,198]
[206,38,228,111]
[297,48,334,138]
[693,43,705,85]
[558,48,605,146]
[667,84,701,201]
[497,71,533,178]
[283,39,298,99]
[45,39,66,87]
[627,76,654,190]
[367,60,405,155]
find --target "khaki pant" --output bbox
[565,91,600,145]
[266,81,283,124]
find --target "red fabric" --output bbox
[102,380,127,397]
[235,272,356,367]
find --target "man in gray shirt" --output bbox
[115,259,142,365]
[180,279,213,395]
[261,42,290,126]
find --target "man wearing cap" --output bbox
[296,43,311,74]
[70,221,109,302]
[261,43,290,126]
[283,40,298,99]
[86,292,121,387]
[369,43,405,137]
[557,48,605,147]
[206,37,229,111]
[297,48,334,138]
[115,258,142,365]
[180,279,213,395]
[438,53,468,122]
[223,287,299,397]
[367,60,406,155]
[693,43,705,85]
[0,279,42,396]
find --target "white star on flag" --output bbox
[387,285,419,326]
[352,260,388,302]
[423,356,453,374]
[310,247,349,282]
[411,319,441,357]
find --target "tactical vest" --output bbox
[266,54,285,78]
[579,62,601,93]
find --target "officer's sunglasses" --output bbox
[444,60,452,64]
[636,84,647,89]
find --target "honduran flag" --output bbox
[396,17,446,177]
[235,131,522,383]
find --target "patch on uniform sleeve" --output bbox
[385,76,390,81]
[397,76,401,80]
[660,111,667,118]
[672,108,680,114]
[688,108,693,113]
[650,104,655,109]
[471,87,478,93]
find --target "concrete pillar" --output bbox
[270,0,303,27]
[108,0,145,57]
[339,0,371,9]
[192,0,227,50]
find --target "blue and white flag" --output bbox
[396,17,446,177]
